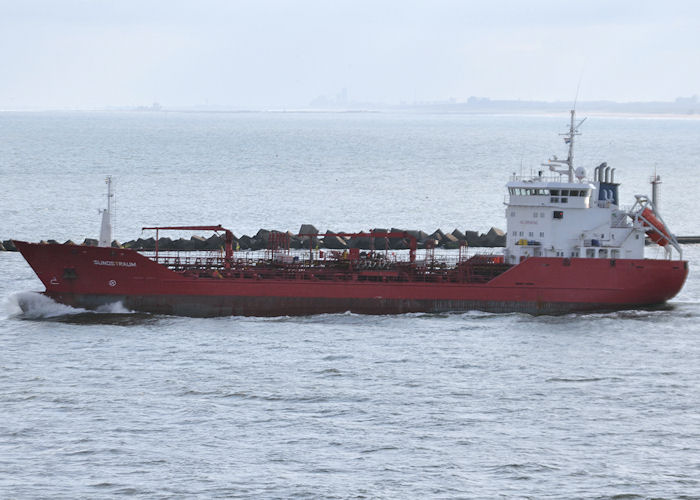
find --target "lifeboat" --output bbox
[641,207,670,246]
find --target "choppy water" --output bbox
[1,112,700,498]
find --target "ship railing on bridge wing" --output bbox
[508,174,577,183]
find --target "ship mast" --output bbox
[650,171,661,211]
[545,109,586,182]
[98,176,114,247]
[565,110,576,181]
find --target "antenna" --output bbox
[573,68,585,111]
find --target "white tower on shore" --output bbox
[98,176,114,247]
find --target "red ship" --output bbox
[15,112,688,316]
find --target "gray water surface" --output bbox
[1,112,699,498]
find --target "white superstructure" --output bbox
[503,111,681,265]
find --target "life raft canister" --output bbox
[641,207,670,247]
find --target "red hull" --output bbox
[14,242,688,317]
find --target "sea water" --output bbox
[1,112,699,498]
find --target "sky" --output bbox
[1,0,699,109]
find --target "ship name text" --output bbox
[93,260,137,268]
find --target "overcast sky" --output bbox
[1,0,698,108]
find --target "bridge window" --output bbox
[511,187,551,196]
[553,211,564,219]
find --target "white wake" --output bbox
[2,291,132,319]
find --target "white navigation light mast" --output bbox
[98,176,115,247]
[544,110,586,182]
[651,172,662,211]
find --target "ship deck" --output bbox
[140,249,512,285]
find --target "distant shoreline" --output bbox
[2,103,700,120]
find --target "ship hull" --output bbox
[40,292,674,316]
[15,242,689,317]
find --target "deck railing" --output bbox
[140,247,503,271]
